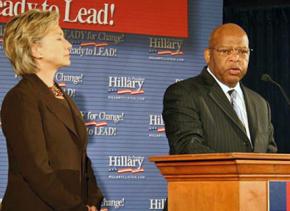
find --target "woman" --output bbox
[1,10,103,211]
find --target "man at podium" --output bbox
[163,23,277,155]
[161,22,277,211]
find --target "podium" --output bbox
[149,153,290,211]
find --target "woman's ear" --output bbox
[31,43,42,59]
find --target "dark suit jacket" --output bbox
[0,74,103,211]
[163,67,277,154]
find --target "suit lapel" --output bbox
[209,84,248,136]
[23,74,84,146]
[61,89,88,149]
[242,86,257,146]
[201,69,249,140]
[45,96,80,139]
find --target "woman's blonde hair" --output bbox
[3,9,59,75]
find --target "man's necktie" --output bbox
[228,89,252,147]
[228,89,245,126]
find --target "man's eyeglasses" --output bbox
[210,47,253,57]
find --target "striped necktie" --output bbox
[228,89,252,147]
[228,89,245,126]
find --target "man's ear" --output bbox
[31,43,42,59]
[204,48,210,64]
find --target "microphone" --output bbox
[261,74,290,106]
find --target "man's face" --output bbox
[205,32,250,87]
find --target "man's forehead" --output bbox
[211,32,249,47]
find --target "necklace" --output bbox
[49,85,64,98]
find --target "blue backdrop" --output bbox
[0,1,223,210]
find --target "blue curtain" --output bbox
[224,6,290,153]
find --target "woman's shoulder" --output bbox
[3,77,39,105]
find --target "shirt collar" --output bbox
[207,67,243,96]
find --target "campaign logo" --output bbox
[107,76,145,100]
[108,155,145,179]
[81,111,124,136]
[55,72,84,98]
[148,37,185,62]
[101,198,125,210]
[149,198,166,210]
[148,114,165,137]
[65,30,124,57]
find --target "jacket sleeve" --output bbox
[1,90,87,211]
[162,83,215,154]
[86,156,104,209]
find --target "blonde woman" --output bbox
[1,10,103,211]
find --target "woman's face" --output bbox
[35,24,72,71]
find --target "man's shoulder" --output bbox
[166,73,205,93]
[243,85,268,104]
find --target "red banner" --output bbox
[0,0,188,38]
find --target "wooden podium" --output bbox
[149,153,290,211]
